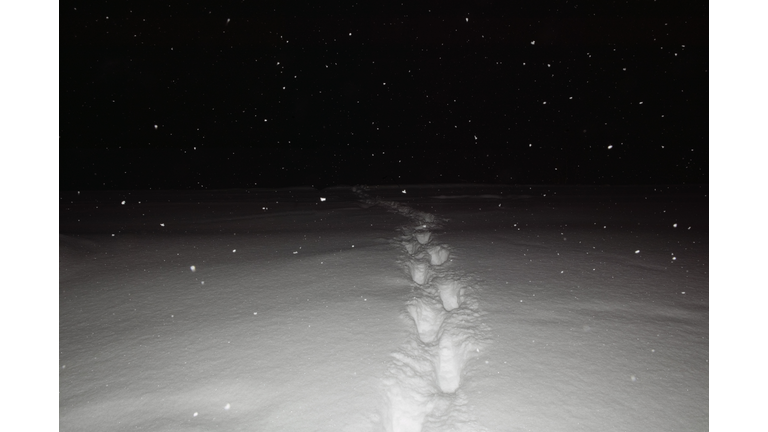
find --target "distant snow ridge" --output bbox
[353,186,490,432]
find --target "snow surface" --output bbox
[60,185,708,431]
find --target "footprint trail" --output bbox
[354,186,491,432]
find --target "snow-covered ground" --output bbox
[59,184,708,431]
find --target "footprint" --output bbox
[435,329,478,394]
[384,384,434,432]
[414,231,432,245]
[406,297,446,344]
[427,245,450,266]
[407,261,432,285]
[403,240,421,255]
[434,279,464,312]
[383,350,438,432]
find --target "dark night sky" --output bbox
[60,0,708,190]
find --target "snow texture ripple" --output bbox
[354,186,491,432]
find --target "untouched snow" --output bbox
[60,185,708,431]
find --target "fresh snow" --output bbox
[60,185,708,431]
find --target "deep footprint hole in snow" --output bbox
[406,297,447,344]
[407,260,432,285]
[435,279,464,312]
[427,245,450,266]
